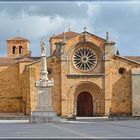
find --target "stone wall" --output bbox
[0,65,21,112]
[131,69,140,116]
[110,57,140,116]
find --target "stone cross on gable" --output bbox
[84,27,87,32]
[68,24,71,32]
[16,30,20,36]
[83,27,87,42]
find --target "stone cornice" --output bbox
[67,74,105,78]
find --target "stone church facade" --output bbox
[0,30,140,118]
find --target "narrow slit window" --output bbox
[13,46,16,54]
[19,46,23,54]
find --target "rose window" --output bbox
[73,48,97,71]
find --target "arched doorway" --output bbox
[77,91,93,117]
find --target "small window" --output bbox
[19,46,23,54]
[118,67,126,76]
[13,46,16,54]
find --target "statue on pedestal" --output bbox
[29,39,59,123]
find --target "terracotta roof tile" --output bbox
[0,57,19,66]
[19,57,40,62]
[0,57,40,65]
[125,56,140,63]
[53,31,79,39]
[7,36,29,42]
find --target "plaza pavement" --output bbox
[0,119,140,139]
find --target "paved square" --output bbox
[0,119,140,139]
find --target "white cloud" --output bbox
[0,4,101,41]
[87,3,101,18]
[1,2,139,56]
[131,4,140,15]
[0,6,100,56]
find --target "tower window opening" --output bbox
[19,46,23,54]
[13,46,16,54]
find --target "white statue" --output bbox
[40,39,46,55]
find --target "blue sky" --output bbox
[0,2,140,56]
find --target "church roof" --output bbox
[0,57,40,66]
[0,57,19,65]
[52,31,106,42]
[115,55,140,65]
[53,31,79,39]
[19,57,40,62]
[7,36,29,42]
[124,56,140,63]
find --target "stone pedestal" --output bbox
[30,111,59,123]
[30,87,60,123]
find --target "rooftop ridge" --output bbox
[7,36,29,42]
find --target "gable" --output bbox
[114,55,140,66]
[125,56,140,63]
[50,31,106,55]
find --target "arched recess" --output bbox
[67,81,105,117]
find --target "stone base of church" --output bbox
[29,111,60,123]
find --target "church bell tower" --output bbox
[7,36,30,58]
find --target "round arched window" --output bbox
[73,47,97,71]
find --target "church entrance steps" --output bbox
[0,113,29,120]
[62,116,140,122]
[76,117,108,120]
[61,117,109,122]
[75,117,109,121]
[76,116,140,121]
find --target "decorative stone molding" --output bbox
[67,74,104,78]
[67,81,104,117]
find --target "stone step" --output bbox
[65,116,140,121]
[75,117,108,121]
[76,117,108,120]
[109,116,140,120]
[0,113,29,120]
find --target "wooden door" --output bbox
[77,92,93,117]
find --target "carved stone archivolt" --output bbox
[67,81,105,116]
